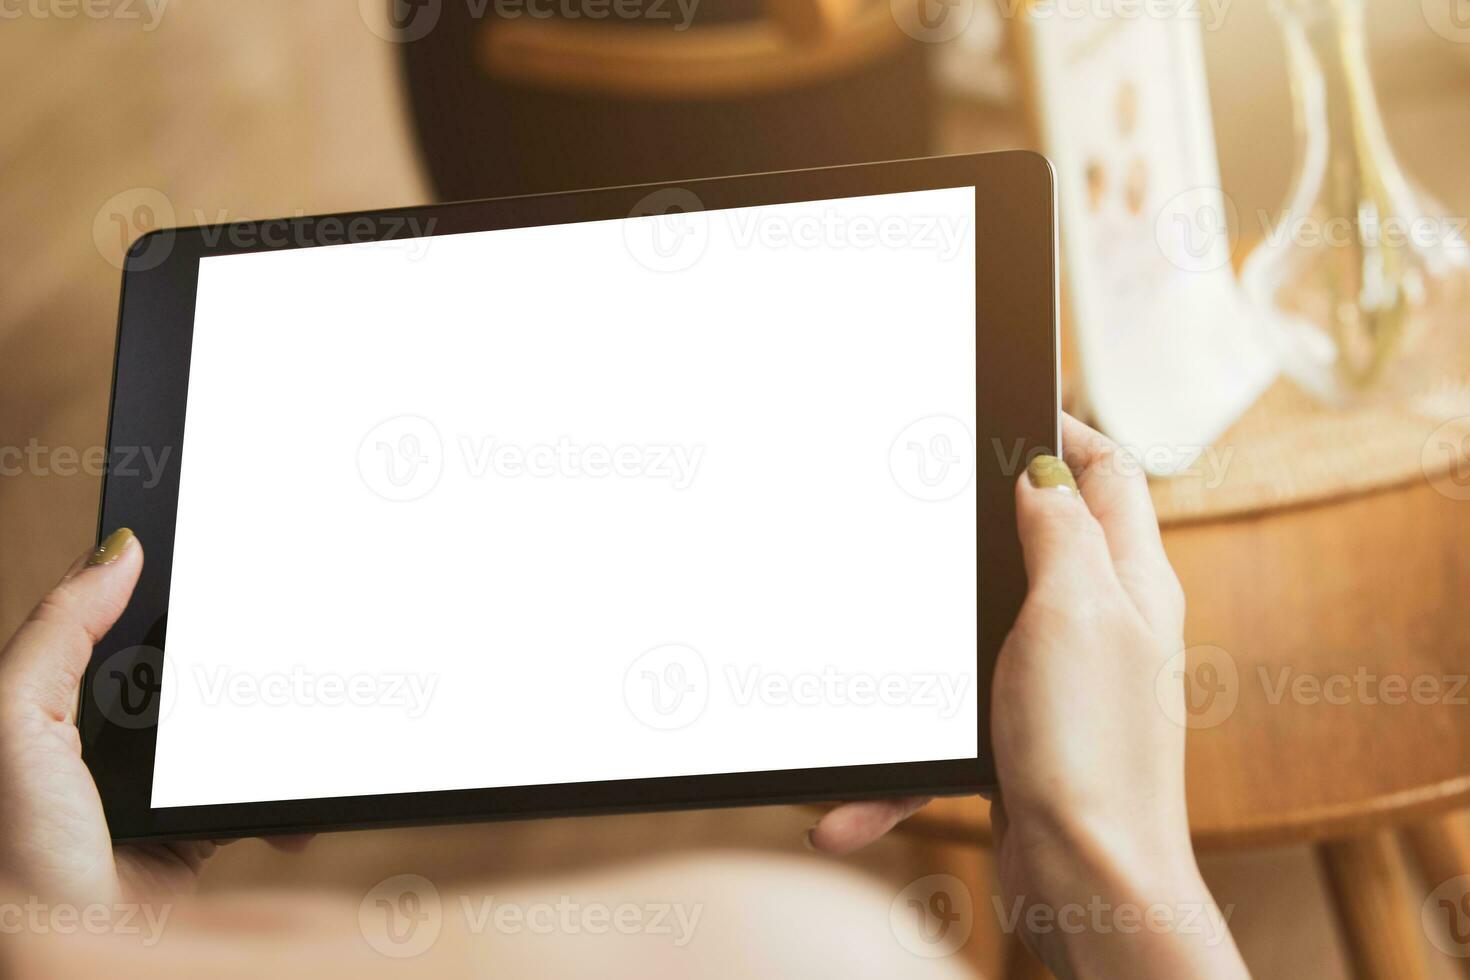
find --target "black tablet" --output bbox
[82,152,1058,842]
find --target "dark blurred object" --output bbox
[398,0,934,200]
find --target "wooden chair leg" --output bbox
[1404,809,1470,976]
[1318,832,1430,980]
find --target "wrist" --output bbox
[1000,804,1239,979]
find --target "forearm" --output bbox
[1009,818,1248,980]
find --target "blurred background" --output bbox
[3,0,1470,976]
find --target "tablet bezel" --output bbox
[82,151,1058,842]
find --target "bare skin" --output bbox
[811,415,1249,979]
[0,535,308,906]
[0,414,1246,977]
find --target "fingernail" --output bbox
[87,527,136,567]
[1027,455,1078,493]
[803,826,818,851]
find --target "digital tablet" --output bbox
[82,152,1058,841]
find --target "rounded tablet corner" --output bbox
[999,149,1057,204]
[122,226,179,274]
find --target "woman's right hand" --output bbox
[814,415,1248,979]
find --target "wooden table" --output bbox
[906,477,1470,979]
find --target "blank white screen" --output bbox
[150,187,979,807]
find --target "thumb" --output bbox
[1014,456,1113,587]
[0,529,143,724]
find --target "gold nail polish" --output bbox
[1027,455,1078,493]
[87,527,136,566]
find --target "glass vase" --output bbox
[1242,0,1470,408]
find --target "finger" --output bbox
[0,529,143,724]
[1058,415,1183,633]
[1016,454,1116,589]
[265,835,315,853]
[806,797,930,856]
